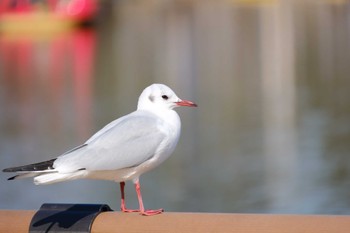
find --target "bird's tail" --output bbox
[3,158,87,185]
[33,171,87,185]
[3,158,57,182]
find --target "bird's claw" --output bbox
[141,208,164,216]
[121,208,164,216]
[121,208,140,213]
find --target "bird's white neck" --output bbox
[147,108,181,133]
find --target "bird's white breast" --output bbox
[135,109,181,173]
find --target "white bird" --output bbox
[3,83,197,216]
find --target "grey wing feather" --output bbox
[62,144,88,155]
[53,112,166,173]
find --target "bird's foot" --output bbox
[121,207,140,213]
[140,208,164,216]
[121,207,163,216]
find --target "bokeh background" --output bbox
[1,0,350,214]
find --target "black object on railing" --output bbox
[29,203,113,233]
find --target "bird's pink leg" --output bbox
[134,180,164,216]
[119,182,139,213]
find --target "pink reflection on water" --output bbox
[0,29,96,143]
[72,30,95,138]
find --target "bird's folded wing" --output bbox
[53,112,167,173]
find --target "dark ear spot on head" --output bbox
[149,95,155,102]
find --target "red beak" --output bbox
[176,99,197,107]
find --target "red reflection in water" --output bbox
[73,30,95,138]
[0,29,95,142]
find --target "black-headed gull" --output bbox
[3,83,197,216]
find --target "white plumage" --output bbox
[3,83,197,215]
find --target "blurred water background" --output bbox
[1,0,350,214]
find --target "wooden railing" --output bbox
[1,210,350,232]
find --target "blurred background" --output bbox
[1,0,350,214]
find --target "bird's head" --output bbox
[137,84,197,111]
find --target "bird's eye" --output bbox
[162,95,169,100]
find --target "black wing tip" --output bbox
[3,168,15,173]
[3,166,25,173]
[7,175,18,180]
[2,158,57,173]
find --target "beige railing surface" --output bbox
[1,210,350,233]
